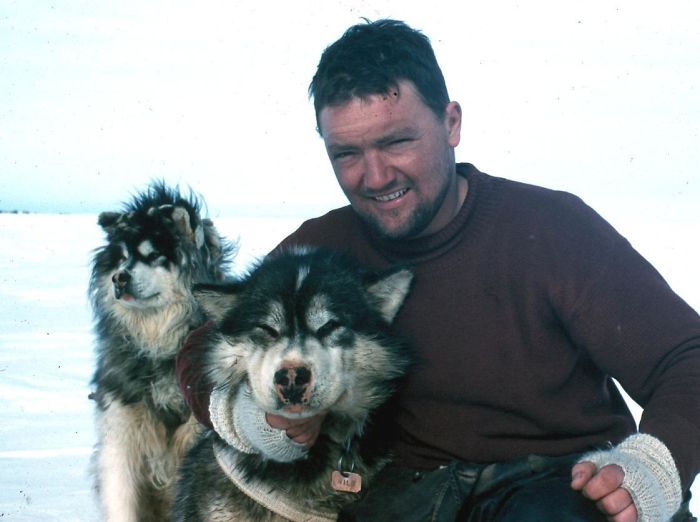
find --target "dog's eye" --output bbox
[255,324,279,339]
[114,243,129,262]
[316,319,341,338]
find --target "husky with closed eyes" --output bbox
[89,181,234,521]
[172,247,413,521]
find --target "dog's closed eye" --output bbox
[145,252,168,266]
[316,319,342,338]
[255,324,279,339]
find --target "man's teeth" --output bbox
[374,189,407,202]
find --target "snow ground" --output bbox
[0,213,301,521]
[0,213,697,520]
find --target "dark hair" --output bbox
[309,19,450,129]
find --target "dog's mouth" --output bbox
[115,289,161,303]
[116,289,134,301]
[283,404,307,414]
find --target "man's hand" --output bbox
[571,461,638,521]
[266,412,326,447]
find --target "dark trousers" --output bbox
[339,454,696,522]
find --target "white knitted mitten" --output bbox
[209,384,309,462]
[578,433,682,522]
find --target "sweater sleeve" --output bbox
[176,321,216,429]
[550,196,700,492]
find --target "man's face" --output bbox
[319,81,462,240]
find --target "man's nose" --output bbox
[362,150,394,190]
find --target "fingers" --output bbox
[266,412,326,447]
[594,488,637,522]
[578,463,625,501]
[286,418,321,446]
[572,462,638,521]
[571,461,597,490]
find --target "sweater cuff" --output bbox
[579,433,682,521]
[209,384,309,462]
[209,385,256,453]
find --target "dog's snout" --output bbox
[274,365,312,406]
[112,270,130,286]
[112,270,131,299]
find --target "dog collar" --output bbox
[213,441,338,522]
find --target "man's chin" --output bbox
[357,209,429,240]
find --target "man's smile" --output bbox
[373,188,409,202]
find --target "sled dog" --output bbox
[89,181,233,521]
[173,247,413,521]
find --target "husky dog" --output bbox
[173,247,413,521]
[89,181,234,521]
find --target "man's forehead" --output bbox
[319,88,424,144]
[319,81,423,126]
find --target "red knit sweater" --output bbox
[177,163,700,491]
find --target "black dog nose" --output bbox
[274,365,312,405]
[112,271,132,299]
[112,271,130,287]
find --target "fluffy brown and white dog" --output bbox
[172,247,413,521]
[89,182,234,521]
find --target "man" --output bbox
[178,19,699,520]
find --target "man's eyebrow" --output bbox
[325,124,418,152]
[374,128,415,146]
[325,141,356,153]
[339,128,417,147]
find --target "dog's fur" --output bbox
[89,181,234,521]
[173,247,413,521]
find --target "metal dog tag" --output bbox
[331,470,362,493]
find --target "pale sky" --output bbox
[1,1,698,222]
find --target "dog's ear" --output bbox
[200,218,228,263]
[201,218,221,254]
[149,204,199,245]
[170,206,200,245]
[365,268,413,323]
[97,211,123,236]
[193,283,242,323]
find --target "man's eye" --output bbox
[388,138,411,147]
[331,147,358,161]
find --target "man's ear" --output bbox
[365,268,414,323]
[444,101,462,148]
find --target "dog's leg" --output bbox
[96,399,146,522]
[172,414,201,462]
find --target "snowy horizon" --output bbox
[2,3,698,219]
